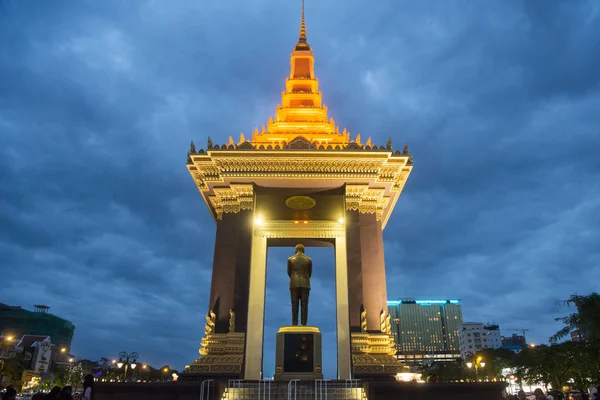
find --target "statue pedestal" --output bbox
[274,326,323,381]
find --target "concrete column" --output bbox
[244,233,268,380]
[359,213,388,331]
[335,234,351,380]
[345,210,364,332]
[208,211,252,333]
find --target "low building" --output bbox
[459,323,502,358]
[0,334,57,389]
[501,333,526,347]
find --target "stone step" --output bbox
[221,385,367,400]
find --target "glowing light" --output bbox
[530,344,535,348]
[254,216,264,226]
[131,363,137,369]
[466,362,473,368]
[479,362,485,368]
[338,217,344,224]
[5,336,13,341]
[303,220,308,224]
[69,358,74,363]
[112,360,116,364]
[387,299,460,306]
[163,367,169,372]
[142,365,148,369]
[117,362,124,368]
[61,348,67,353]
[294,221,299,224]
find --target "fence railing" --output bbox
[199,379,214,400]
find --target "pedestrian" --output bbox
[82,374,94,400]
[45,386,61,400]
[2,387,17,400]
[59,386,73,400]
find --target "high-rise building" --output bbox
[0,304,74,350]
[459,323,502,358]
[388,299,463,364]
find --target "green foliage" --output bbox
[0,353,25,386]
[551,292,600,344]
[513,341,600,390]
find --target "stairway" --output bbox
[220,379,367,400]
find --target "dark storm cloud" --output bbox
[1,0,599,377]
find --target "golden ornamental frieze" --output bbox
[212,158,386,174]
[187,137,411,155]
[254,221,345,239]
[208,184,254,220]
[345,185,390,221]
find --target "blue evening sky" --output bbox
[1,0,599,377]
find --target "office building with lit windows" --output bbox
[388,299,463,364]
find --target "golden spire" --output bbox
[295,0,310,51]
[250,0,349,148]
[299,0,307,43]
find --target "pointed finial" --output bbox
[299,0,307,43]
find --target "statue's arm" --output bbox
[287,259,291,277]
[308,259,312,278]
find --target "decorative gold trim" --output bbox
[351,332,405,374]
[285,195,317,210]
[187,332,245,374]
[345,185,390,221]
[208,184,254,220]
[254,220,345,238]
[204,310,216,336]
[229,309,235,333]
[360,310,368,333]
[278,325,321,333]
[380,310,392,335]
[187,150,412,229]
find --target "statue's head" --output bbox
[295,244,305,253]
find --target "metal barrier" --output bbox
[222,378,366,400]
[289,379,365,400]
[224,379,274,400]
[199,379,214,400]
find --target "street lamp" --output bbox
[116,352,138,382]
[466,357,485,380]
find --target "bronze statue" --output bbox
[287,244,312,326]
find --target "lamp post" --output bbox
[116,352,138,382]
[466,357,485,381]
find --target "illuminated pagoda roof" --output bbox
[187,1,413,229]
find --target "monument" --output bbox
[288,244,311,326]
[184,0,412,380]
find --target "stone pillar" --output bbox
[208,211,253,333]
[345,210,364,332]
[244,233,268,380]
[334,234,351,379]
[346,211,388,332]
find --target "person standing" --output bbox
[82,375,94,400]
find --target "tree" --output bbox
[470,348,517,379]
[551,293,600,343]
[0,353,25,388]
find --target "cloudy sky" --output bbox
[1,0,599,378]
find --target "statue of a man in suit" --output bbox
[287,244,312,326]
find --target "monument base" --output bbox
[351,332,407,378]
[183,332,245,377]
[274,325,323,381]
